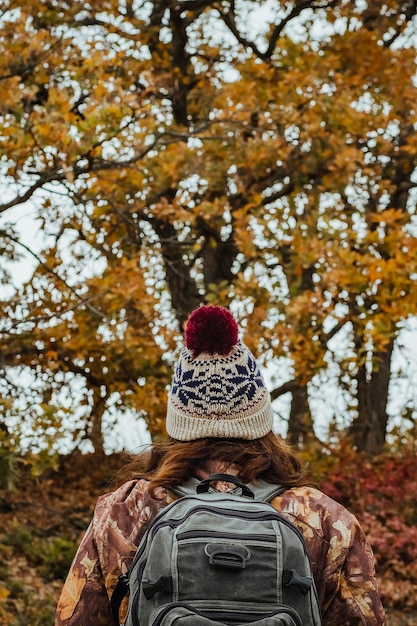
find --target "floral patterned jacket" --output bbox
[55,478,386,626]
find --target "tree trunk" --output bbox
[152,217,202,328]
[89,390,108,454]
[287,383,317,448]
[349,336,395,455]
[271,379,318,448]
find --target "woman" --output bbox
[55,305,386,626]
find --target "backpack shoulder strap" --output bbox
[249,480,288,502]
[110,573,129,626]
[169,476,201,497]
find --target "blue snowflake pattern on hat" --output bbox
[172,349,266,412]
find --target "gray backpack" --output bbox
[111,473,321,626]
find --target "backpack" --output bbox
[111,473,321,626]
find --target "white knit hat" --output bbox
[166,305,274,441]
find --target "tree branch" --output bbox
[384,0,417,48]
[0,231,107,320]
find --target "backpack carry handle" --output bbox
[196,473,254,498]
[205,542,251,570]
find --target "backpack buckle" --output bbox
[142,575,173,599]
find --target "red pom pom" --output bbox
[185,305,239,356]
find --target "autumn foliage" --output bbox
[310,441,417,613]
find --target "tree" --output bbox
[0,0,416,455]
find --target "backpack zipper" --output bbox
[177,529,276,542]
[149,602,303,626]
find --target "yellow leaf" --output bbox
[0,583,10,601]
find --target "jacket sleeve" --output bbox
[54,519,112,626]
[55,479,167,626]
[271,487,386,626]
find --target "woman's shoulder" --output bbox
[93,479,167,525]
[94,478,147,508]
[271,485,361,535]
[276,484,354,510]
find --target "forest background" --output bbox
[0,0,417,624]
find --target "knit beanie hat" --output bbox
[166,305,274,441]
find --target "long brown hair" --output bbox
[120,433,309,497]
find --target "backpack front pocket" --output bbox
[176,531,279,604]
[150,602,301,625]
[150,604,222,625]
